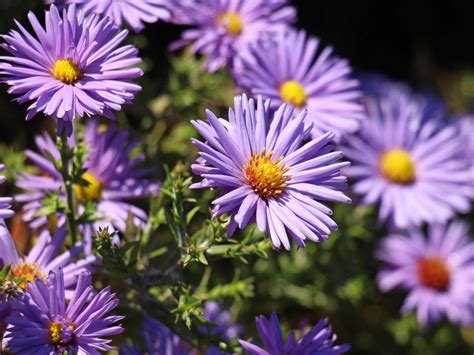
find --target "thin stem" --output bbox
[59,130,78,244]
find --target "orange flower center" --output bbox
[417,257,450,291]
[243,149,290,199]
[11,262,46,289]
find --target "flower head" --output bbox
[239,312,350,354]
[46,0,172,32]
[191,94,351,250]
[376,220,474,327]
[16,120,160,253]
[0,164,14,219]
[171,0,296,72]
[0,222,97,296]
[342,86,472,229]
[204,301,241,341]
[0,5,143,135]
[120,316,195,355]
[237,29,365,140]
[5,268,123,353]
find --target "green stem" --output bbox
[59,130,78,244]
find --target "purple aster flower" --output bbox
[0,164,14,219]
[239,312,350,355]
[204,301,241,341]
[342,87,472,229]
[46,0,172,32]
[376,220,474,327]
[0,222,97,296]
[120,316,196,355]
[191,94,351,250]
[0,4,143,136]
[171,0,296,72]
[237,29,365,140]
[4,268,123,353]
[16,120,160,253]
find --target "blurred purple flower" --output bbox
[456,113,474,167]
[16,120,160,253]
[46,0,172,32]
[191,94,351,251]
[5,268,123,353]
[171,0,296,72]
[0,164,14,219]
[0,5,142,136]
[239,312,350,354]
[120,316,196,355]
[342,87,472,229]
[376,220,474,327]
[237,29,365,141]
[204,301,241,341]
[0,222,97,296]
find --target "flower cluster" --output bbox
[0,0,472,354]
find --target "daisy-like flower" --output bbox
[237,29,365,140]
[0,164,14,219]
[376,220,474,327]
[5,268,123,353]
[191,94,351,250]
[239,312,350,354]
[171,0,296,72]
[342,87,472,229]
[0,222,97,296]
[0,4,143,136]
[16,120,160,253]
[204,301,241,341]
[46,0,172,32]
[120,316,195,355]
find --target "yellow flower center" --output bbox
[379,149,416,184]
[417,257,450,291]
[11,262,46,289]
[279,80,308,107]
[74,172,103,203]
[217,12,243,36]
[49,322,75,345]
[49,322,64,344]
[52,59,81,84]
[243,149,290,199]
